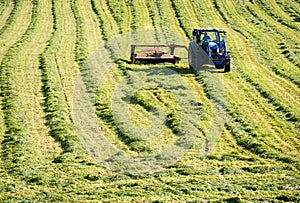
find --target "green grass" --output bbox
[0,0,299,201]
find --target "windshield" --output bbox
[201,31,219,42]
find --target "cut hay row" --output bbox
[212,0,300,129]
[11,0,61,161]
[71,0,103,56]
[145,0,185,43]
[38,0,84,155]
[90,0,119,41]
[105,0,130,34]
[214,0,300,86]
[0,0,299,201]
[167,0,300,199]
[0,1,13,30]
[90,0,146,153]
[87,0,210,172]
[0,0,21,36]
[0,0,31,62]
[170,0,200,38]
[172,0,296,166]
[70,0,88,67]
[194,0,300,162]
[128,0,153,31]
[244,1,300,70]
[0,0,35,175]
[256,0,300,32]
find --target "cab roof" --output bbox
[193,28,226,33]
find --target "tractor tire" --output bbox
[216,65,224,69]
[224,63,230,72]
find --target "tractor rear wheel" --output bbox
[224,62,230,72]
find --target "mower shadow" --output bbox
[117,58,226,76]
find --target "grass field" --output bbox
[0,0,299,202]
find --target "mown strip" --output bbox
[212,0,300,130]
[173,0,300,166]
[0,0,20,36]
[105,0,130,34]
[0,1,12,29]
[146,0,185,43]
[128,0,153,31]
[245,1,300,70]
[90,0,119,41]
[70,0,88,67]
[213,0,300,86]
[256,0,300,32]
[90,0,147,152]
[39,0,84,156]
[0,0,35,174]
[170,0,199,38]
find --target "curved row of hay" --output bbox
[0,0,299,201]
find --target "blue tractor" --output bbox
[188,28,231,72]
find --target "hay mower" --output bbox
[130,44,188,64]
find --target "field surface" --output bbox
[0,0,299,202]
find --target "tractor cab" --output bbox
[193,28,225,55]
[189,28,231,72]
